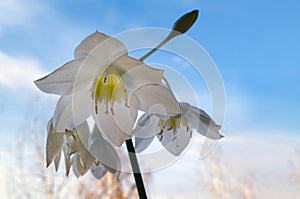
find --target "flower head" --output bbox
[134,102,223,156]
[35,31,180,146]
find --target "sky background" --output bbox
[0,0,300,198]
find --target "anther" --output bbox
[95,104,98,114]
[159,129,164,135]
[110,107,115,115]
[159,134,163,141]
[65,129,74,135]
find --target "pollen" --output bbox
[92,72,128,115]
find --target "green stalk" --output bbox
[126,139,147,199]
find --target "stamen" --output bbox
[92,70,128,115]
[110,107,115,115]
[159,129,164,135]
[95,104,98,114]
[124,90,129,108]
[159,134,163,141]
[65,129,74,135]
[66,142,71,148]
[172,132,177,142]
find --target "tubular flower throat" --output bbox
[158,115,192,142]
[92,70,129,115]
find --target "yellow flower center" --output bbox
[92,71,128,115]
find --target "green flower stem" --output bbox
[126,138,147,199]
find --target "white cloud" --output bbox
[0,0,44,31]
[0,51,46,90]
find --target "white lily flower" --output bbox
[35,31,180,146]
[134,102,223,156]
[46,118,120,179]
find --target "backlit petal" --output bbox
[92,101,137,146]
[90,163,107,180]
[75,122,95,170]
[158,126,190,156]
[53,90,92,132]
[89,126,121,175]
[46,119,64,167]
[134,84,180,117]
[34,58,89,95]
[134,113,160,153]
[120,61,164,100]
[180,102,222,140]
[54,151,61,171]
[72,153,89,177]
[74,31,127,59]
[63,147,71,176]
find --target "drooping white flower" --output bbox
[46,118,120,179]
[35,31,180,146]
[134,102,223,156]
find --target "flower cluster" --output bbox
[35,30,223,179]
[46,119,120,178]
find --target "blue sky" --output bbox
[1,0,300,198]
[1,0,299,133]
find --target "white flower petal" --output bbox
[92,101,137,146]
[75,122,95,170]
[133,113,160,153]
[72,153,89,177]
[135,136,155,153]
[90,163,107,180]
[180,103,222,139]
[134,84,180,117]
[65,134,77,155]
[63,148,71,176]
[188,103,221,128]
[34,58,89,95]
[113,55,163,76]
[73,32,129,85]
[89,129,121,175]
[158,127,190,156]
[120,60,164,99]
[53,89,92,132]
[74,31,127,59]
[46,119,64,167]
[54,150,61,171]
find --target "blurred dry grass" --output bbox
[196,146,257,199]
[6,97,150,199]
[290,151,300,185]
